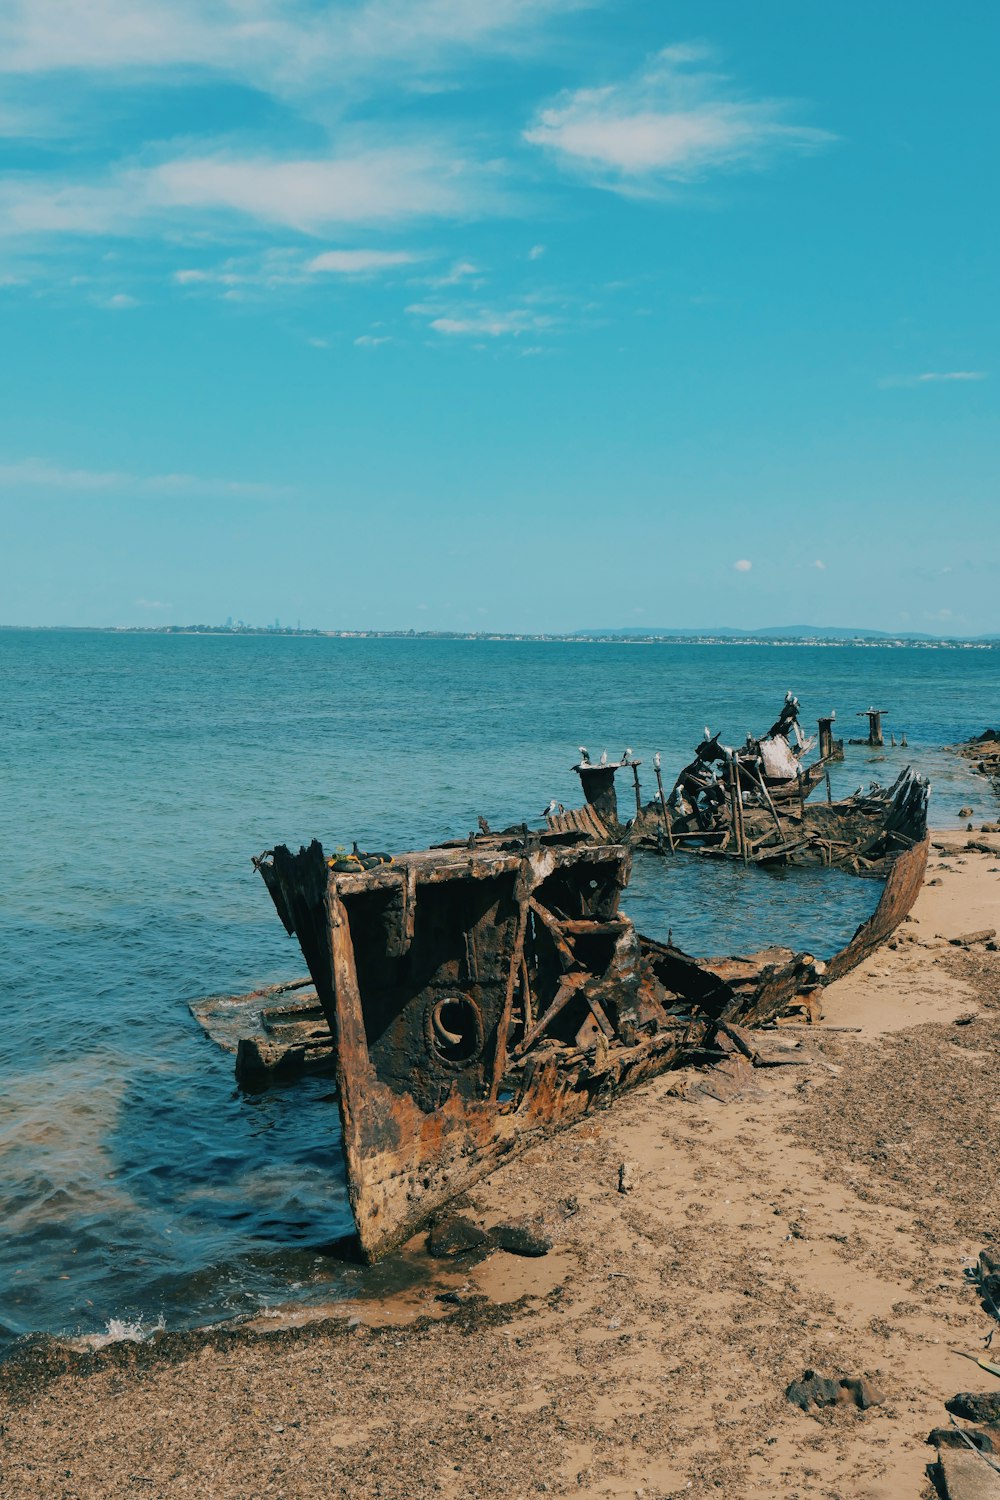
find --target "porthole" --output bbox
[425,996,484,1066]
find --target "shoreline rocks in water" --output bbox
[953,729,1000,801]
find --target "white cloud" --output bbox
[0,145,495,240]
[812,559,826,570]
[152,149,481,232]
[135,598,172,609]
[354,333,392,346]
[528,243,546,259]
[423,305,555,337]
[878,370,989,388]
[307,249,419,273]
[102,291,138,309]
[419,259,482,287]
[525,45,833,192]
[0,456,288,498]
[170,246,427,296]
[916,371,986,382]
[0,0,592,87]
[732,558,752,572]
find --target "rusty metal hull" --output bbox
[257,835,693,1260]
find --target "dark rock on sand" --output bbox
[928,1427,994,1452]
[491,1220,552,1257]
[426,1216,490,1258]
[946,1392,1000,1424]
[786,1369,883,1412]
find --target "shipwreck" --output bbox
[183,692,933,1263]
[548,695,923,875]
[245,745,928,1261]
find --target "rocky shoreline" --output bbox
[953,729,1000,813]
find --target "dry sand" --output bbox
[2,835,999,1500]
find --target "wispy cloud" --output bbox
[0,144,497,240]
[354,333,393,346]
[419,259,483,288]
[525,44,834,193]
[732,558,752,572]
[0,0,592,88]
[0,457,288,498]
[408,300,556,337]
[171,246,428,298]
[307,248,420,273]
[878,370,988,388]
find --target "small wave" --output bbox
[75,1313,166,1350]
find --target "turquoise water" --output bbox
[2,631,997,1351]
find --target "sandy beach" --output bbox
[3,833,999,1500]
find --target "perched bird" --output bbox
[542,799,559,818]
[578,746,590,765]
[599,749,608,765]
[653,751,661,770]
[622,747,633,763]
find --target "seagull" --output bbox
[579,746,590,765]
[622,747,633,763]
[654,751,661,769]
[704,726,711,741]
[599,749,608,765]
[542,799,559,818]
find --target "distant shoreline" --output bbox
[0,625,997,649]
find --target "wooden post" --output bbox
[653,760,676,851]
[631,762,642,821]
[797,768,805,820]
[855,708,887,747]
[825,769,832,805]
[752,764,786,845]
[727,754,748,864]
[489,900,528,1099]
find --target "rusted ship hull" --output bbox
[255,805,929,1262]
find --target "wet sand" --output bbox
[3,833,999,1499]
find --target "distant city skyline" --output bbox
[0,2,997,633]
[4,621,999,647]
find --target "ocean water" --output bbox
[2,631,997,1353]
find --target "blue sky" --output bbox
[0,0,997,634]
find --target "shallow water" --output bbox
[2,632,997,1352]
